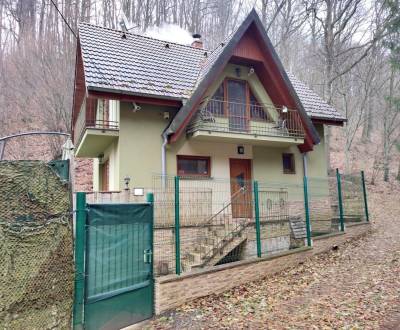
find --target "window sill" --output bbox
[178,176,213,180]
[283,171,296,175]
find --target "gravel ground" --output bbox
[148,183,400,330]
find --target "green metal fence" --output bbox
[340,172,367,224]
[151,175,311,276]
[150,170,369,276]
[78,170,369,279]
[307,176,340,236]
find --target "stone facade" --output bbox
[154,223,370,314]
[153,220,295,276]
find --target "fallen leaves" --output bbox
[150,183,400,329]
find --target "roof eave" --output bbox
[311,116,347,126]
[87,86,185,106]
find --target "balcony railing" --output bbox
[187,99,305,139]
[73,98,119,147]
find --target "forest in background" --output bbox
[0,0,399,185]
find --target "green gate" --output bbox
[74,196,154,330]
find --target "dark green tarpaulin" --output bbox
[86,203,152,302]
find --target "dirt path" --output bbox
[149,184,400,330]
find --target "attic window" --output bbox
[165,43,170,48]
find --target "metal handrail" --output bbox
[200,220,248,266]
[203,186,246,226]
[194,185,251,266]
[188,98,305,138]
[74,98,120,146]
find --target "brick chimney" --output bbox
[191,33,203,49]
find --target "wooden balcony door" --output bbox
[229,158,252,218]
[227,80,248,132]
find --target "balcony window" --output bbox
[97,99,110,127]
[250,90,267,121]
[206,84,224,116]
[177,155,211,177]
[188,76,305,140]
[96,99,119,129]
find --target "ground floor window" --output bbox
[282,153,295,174]
[177,155,211,177]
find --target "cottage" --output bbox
[72,10,346,273]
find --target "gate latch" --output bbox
[143,249,152,264]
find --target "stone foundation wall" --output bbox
[154,223,370,314]
[154,220,295,276]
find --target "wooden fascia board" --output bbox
[71,40,86,134]
[87,90,182,107]
[312,118,345,126]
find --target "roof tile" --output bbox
[78,23,345,121]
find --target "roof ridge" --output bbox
[78,22,207,52]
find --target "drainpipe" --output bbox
[302,152,308,177]
[161,133,168,184]
[302,152,312,246]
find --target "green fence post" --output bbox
[147,192,155,266]
[303,176,312,247]
[174,176,181,275]
[253,181,262,258]
[73,192,86,330]
[361,171,370,222]
[336,169,345,232]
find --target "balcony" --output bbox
[187,99,305,146]
[74,98,119,157]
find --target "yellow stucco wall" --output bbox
[89,67,328,191]
[92,139,119,191]
[307,124,328,178]
[117,102,176,189]
[98,121,327,191]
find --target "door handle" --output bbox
[143,249,152,264]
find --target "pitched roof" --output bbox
[78,23,206,99]
[164,9,320,148]
[77,12,345,124]
[286,73,345,121]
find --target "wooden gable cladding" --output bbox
[231,24,296,109]
[232,25,265,61]
[228,24,314,151]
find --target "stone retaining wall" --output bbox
[154,223,370,314]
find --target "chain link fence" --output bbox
[0,161,73,329]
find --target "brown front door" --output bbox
[229,158,252,218]
[101,159,109,191]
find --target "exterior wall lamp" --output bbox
[124,176,131,190]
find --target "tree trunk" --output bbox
[361,96,372,142]
[383,67,395,182]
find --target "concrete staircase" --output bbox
[181,218,249,272]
